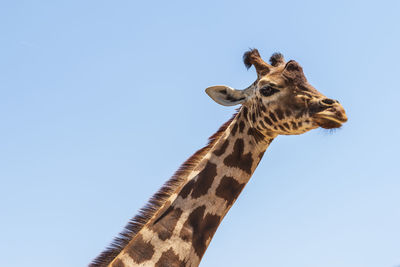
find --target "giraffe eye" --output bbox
[260,86,279,97]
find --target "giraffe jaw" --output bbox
[313,109,348,129]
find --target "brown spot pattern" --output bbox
[179,162,217,199]
[264,116,273,125]
[215,176,245,206]
[180,206,221,258]
[259,120,266,129]
[269,112,278,122]
[153,207,183,241]
[295,111,304,119]
[191,162,217,198]
[90,112,241,267]
[243,107,248,119]
[223,139,253,174]
[231,123,238,136]
[179,222,192,242]
[155,248,186,267]
[247,127,265,143]
[278,125,286,132]
[283,122,290,130]
[213,139,229,156]
[179,179,195,199]
[111,259,124,267]
[275,108,284,120]
[126,234,154,264]
[239,121,245,133]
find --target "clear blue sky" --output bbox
[1,1,399,266]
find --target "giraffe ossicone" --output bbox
[91,49,348,267]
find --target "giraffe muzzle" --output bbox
[312,103,348,129]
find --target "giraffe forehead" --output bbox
[258,74,286,87]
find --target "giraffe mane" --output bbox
[90,110,239,267]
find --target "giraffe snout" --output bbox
[320,98,339,106]
[312,100,348,129]
[335,104,348,123]
[319,98,347,121]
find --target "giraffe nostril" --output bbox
[321,98,335,105]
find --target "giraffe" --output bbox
[90,49,347,267]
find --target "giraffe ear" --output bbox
[205,85,247,106]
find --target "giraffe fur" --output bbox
[90,49,348,267]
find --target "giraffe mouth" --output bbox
[313,109,348,129]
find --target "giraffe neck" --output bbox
[107,108,276,267]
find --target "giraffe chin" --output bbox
[313,116,344,129]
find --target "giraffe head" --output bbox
[206,49,348,136]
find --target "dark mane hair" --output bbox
[90,111,239,267]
